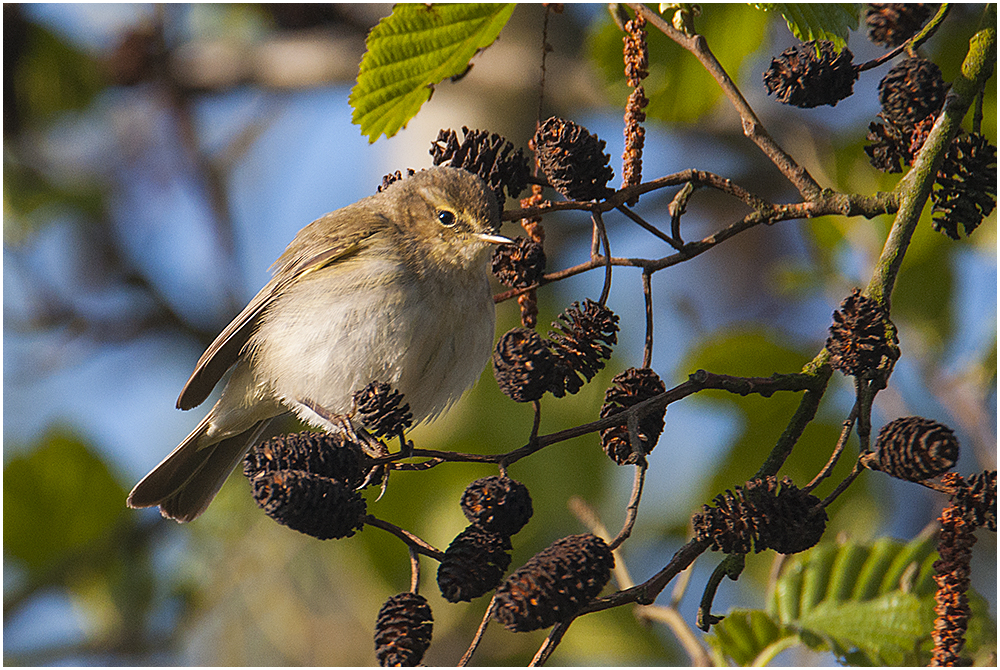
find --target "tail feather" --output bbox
[128,419,270,522]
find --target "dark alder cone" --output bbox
[878,57,948,129]
[493,533,614,632]
[491,236,546,288]
[826,289,898,377]
[533,117,615,201]
[374,592,433,667]
[353,381,413,439]
[931,133,997,240]
[250,470,367,540]
[693,476,828,555]
[943,471,997,532]
[430,127,530,209]
[762,40,858,108]
[547,299,620,397]
[599,367,667,465]
[863,416,959,482]
[865,115,911,173]
[866,4,938,48]
[493,328,556,403]
[437,525,513,603]
[244,430,369,488]
[460,475,534,536]
[962,471,997,532]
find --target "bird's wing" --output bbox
[176,215,381,410]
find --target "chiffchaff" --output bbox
[128,167,510,522]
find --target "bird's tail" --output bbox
[127,417,270,522]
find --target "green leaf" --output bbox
[753,4,861,50]
[588,4,771,124]
[710,534,950,665]
[705,609,793,666]
[349,3,516,142]
[769,533,939,665]
[4,430,127,572]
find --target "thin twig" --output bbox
[616,203,682,249]
[364,515,445,561]
[592,208,613,305]
[502,168,774,222]
[642,270,654,369]
[857,4,952,72]
[804,401,860,493]
[753,371,831,480]
[458,595,496,666]
[696,553,743,631]
[530,620,571,666]
[568,496,632,590]
[820,460,865,508]
[408,546,421,593]
[609,464,647,550]
[495,189,897,305]
[628,3,823,200]
[536,4,554,123]
[579,538,712,614]
[669,181,695,243]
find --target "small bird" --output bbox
[128,167,509,522]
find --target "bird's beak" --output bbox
[478,233,514,245]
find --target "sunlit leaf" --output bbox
[350,3,516,142]
[709,533,995,666]
[753,3,861,50]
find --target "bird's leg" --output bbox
[299,396,391,497]
[298,397,388,458]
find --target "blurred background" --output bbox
[3,4,995,665]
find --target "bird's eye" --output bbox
[437,210,457,227]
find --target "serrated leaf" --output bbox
[754,3,860,50]
[767,534,943,666]
[4,430,127,572]
[349,3,515,142]
[705,609,794,666]
[711,533,989,666]
[795,592,927,665]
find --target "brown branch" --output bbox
[804,401,860,493]
[609,463,647,550]
[628,3,822,200]
[579,538,712,614]
[530,620,571,666]
[616,203,682,249]
[364,515,445,561]
[641,270,654,369]
[458,595,497,666]
[495,191,897,304]
[502,169,773,222]
[591,207,613,305]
